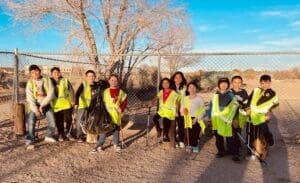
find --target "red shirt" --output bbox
[109,88,127,112]
[162,89,172,103]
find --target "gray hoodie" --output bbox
[26,77,55,113]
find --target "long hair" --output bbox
[159,77,176,91]
[171,71,187,90]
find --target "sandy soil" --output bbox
[0,80,300,183]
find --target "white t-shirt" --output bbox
[181,95,205,119]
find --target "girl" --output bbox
[181,82,206,153]
[92,74,127,152]
[152,78,178,142]
[171,71,187,148]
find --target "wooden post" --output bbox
[14,103,25,136]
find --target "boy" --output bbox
[75,70,98,142]
[25,65,57,148]
[246,74,279,160]
[50,67,75,141]
[208,77,240,161]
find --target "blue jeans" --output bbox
[76,108,88,138]
[26,108,56,141]
[97,127,120,146]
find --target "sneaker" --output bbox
[179,142,185,148]
[185,146,192,153]
[246,155,257,161]
[66,134,75,141]
[192,146,199,153]
[114,145,121,151]
[90,146,103,154]
[232,155,241,162]
[163,136,170,142]
[44,136,57,143]
[58,135,64,142]
[25,139,33,146]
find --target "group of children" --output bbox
[152,72,278,162]
[25,64,279,162]
[25,64,127,151]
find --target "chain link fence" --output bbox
[1,50,300,121]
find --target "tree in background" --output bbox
[2,0,192,89]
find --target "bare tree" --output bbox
[3,0,193,88]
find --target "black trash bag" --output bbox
[82,80,115,134]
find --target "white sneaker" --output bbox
[114,145,121,151]
[44,136,57,143]
[179,142,185,148]
[25,139,33,145]
[246,155,256,161]
[90,146,103,154]
[58,135,64,142]
[25,140,35,149]
[66,134,75,141]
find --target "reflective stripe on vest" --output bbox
[78,81,91,109]
[157,90,178,120]
[103,88,127,126]
[51,78,72,112]
[238,108,249,128]
[182,96,206,134]
[250,88,279,125]
[211,94,238,137]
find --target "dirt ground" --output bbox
[0,80,300,183]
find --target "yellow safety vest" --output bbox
[211,94,239,137]
[177,86,186,102]
[182,96,206,134]
[238,108,249,129]
[51,78,72,112]
[103,88,127,126]
[78,81,92,109]
[250,88,279,126]
[26,77,50,112]
[157,90,178,120]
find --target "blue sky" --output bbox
[1,0,300,52]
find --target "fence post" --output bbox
[157,55,161,93]
[14,48,19,103]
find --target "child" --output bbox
[92,74,127,152]
[208,77,240,161]
[25,65,57,149]
[152,78,178,142]
[230,75,249,157]
[50,67,75,141]
[246,74,279,160]
[171,71,187,148]
[75,70,97,142]
[181,82,206,153]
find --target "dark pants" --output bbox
[54,108,73,136]
[187,123,201,147]
[153,113,171,138]
[214,130,239,156]
[246,122,274,155]
[176,116,185,142]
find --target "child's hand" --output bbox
[182,108,188,116]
